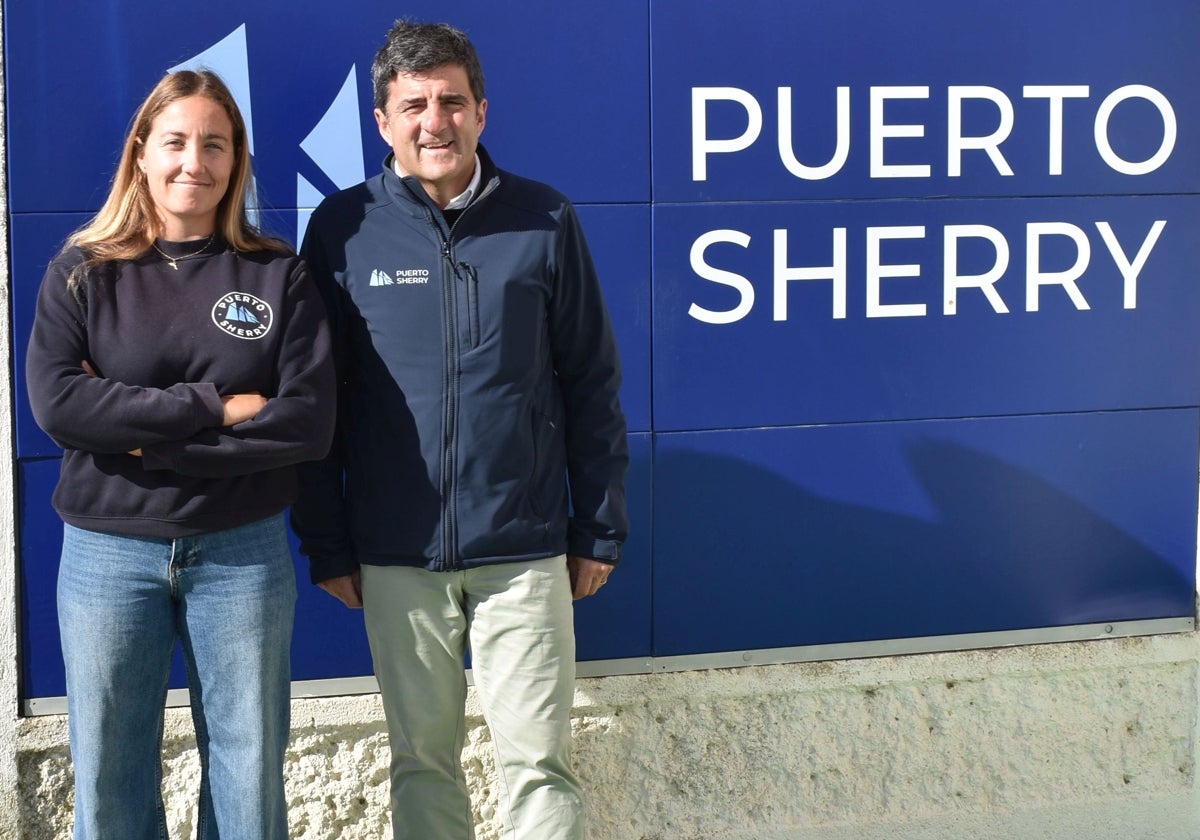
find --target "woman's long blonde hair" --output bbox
[65,69,286,291]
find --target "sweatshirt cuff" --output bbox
[138,440,178,472]
[190,382,225,427]
[309,553,360,585]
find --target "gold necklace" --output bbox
[151,233,215,270]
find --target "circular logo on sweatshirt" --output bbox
[212,292,273,340]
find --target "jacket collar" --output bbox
[381,143,501,215]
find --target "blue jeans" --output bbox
[57,516,296,840]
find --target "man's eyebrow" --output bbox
[397,92,470,107]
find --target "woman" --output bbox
[25,69,334,839]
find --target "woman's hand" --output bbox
[80,359,264,446]
[221,392,268,426]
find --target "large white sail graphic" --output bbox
[169,25,260,225]
[297,66,366,244]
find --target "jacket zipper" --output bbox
[431,179,498,570]
[439,232,459,571]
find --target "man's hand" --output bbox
[318,571,363,609]
[567,555,614,600]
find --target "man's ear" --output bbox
[476,98,488,136]
[374,108,392,145]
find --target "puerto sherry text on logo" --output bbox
[370,268,431,287]
[212,292,274,340]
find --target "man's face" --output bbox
[375,63,487,207]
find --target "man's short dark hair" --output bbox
[372,20,486,111]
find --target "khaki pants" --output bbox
[362,556,584,840]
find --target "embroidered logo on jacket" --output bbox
[212,292,274,340]
[371,268,430,287]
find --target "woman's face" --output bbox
[137,95,235,240]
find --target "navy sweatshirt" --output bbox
[25,238,336,538]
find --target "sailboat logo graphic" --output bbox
[212,292,274,340]
[171,25,367,246]
[227,303,261,324]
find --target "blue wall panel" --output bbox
[652,0,1200,202]
[653,196,1200,430]
[5,0,649,214]
[653,410,1198,656]
[577,206,653,433]
[18,459,68,699]
[574,433,653,662]
[7,0,1199,701]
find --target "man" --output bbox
[293,19,629,840]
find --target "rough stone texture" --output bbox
[11,632,1200,839]
[0,4,21,836]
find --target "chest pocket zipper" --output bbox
[456,260,480,350]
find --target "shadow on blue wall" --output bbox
[653,435,1193,656]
